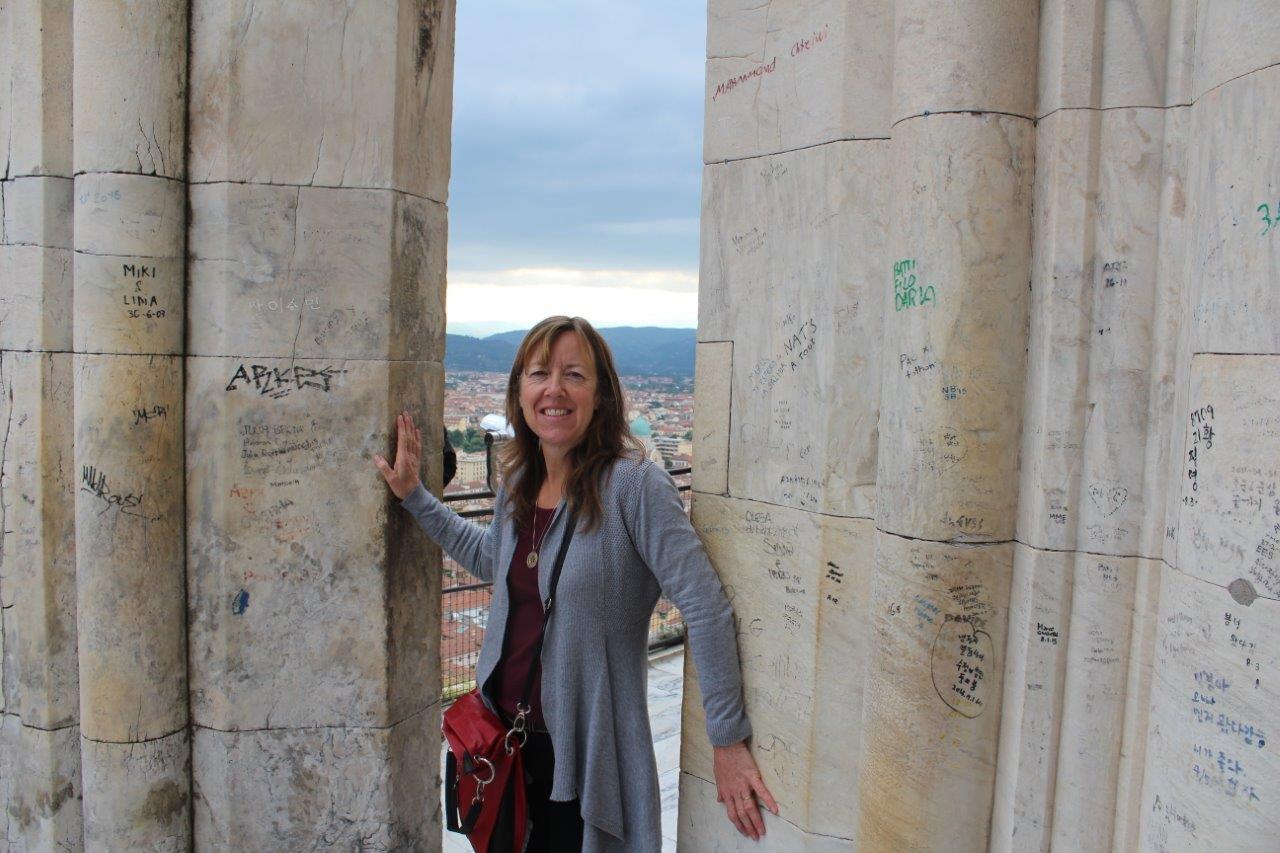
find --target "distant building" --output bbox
[628,414,665,466]
[653,434,681,468]
[456,452,487,485]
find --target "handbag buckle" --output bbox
[470,755,496,803]
[504,704,530,753]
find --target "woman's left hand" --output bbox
[713,740,778,841]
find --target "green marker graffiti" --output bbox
[894,259,937,312]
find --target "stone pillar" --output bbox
[993,3,1188,849]
[1138,3,1280,847]
[0,1,81,848]
[855,3,1037,849]
[71,1,191,847]
[679,1,893,849]
[184,2,454,847]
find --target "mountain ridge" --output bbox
[445,326,696,377]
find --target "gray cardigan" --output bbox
[402,456,751,851]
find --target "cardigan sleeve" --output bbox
[400,482,502,583]
[623,461,752,747]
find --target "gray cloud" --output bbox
[449,1,706,273]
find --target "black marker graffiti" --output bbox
[225,364,348,399]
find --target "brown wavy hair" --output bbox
[499,316,642,531]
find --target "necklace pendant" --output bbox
[526,551,539,569]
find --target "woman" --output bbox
[374,316,776,851]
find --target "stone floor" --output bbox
[442,645,685,852]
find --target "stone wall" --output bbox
[681,1,1279,850]
[1,2,454,848]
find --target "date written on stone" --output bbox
[225,363,347,399]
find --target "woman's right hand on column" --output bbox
[373,411,423,501]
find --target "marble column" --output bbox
[683,2,1280,850]
[184,2,454,847]
[0,1,81,849]
[1138,3,1280,847]
[71,1,191,848]
[855,3,1037,849]
[679,1,894,849]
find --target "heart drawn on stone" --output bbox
[1088,483,1128,517]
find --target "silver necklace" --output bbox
[526,508,551,568]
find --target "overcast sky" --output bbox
[445,1,705,336]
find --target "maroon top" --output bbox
[491,505,556,731]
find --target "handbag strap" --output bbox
[515,506,577,719]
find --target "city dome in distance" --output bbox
[629,415,653,437]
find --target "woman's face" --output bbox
[519,331,598,456]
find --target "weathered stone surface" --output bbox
[72,173,185,259]
[856,533,1012,851]
[1017,108,1096,551]
[185,356,441,729]
[991,545,1072,853]
[74,354,186,742]
[1111,556,1163,852]
[677,771,850,851]
[1037,0,1173,114]
[71,0,186,177]
[187,183,446,361]
[193,705,440,850]
[681,493,872,838]
[1176,355,1280,597]
[688,4,1280,851]
[703,0,893,162]
[0,180,73,352]
[1192,0,1280,100]
[0,716,82,851]
[189,0,455,202]
[1186,66,1280,355]
[2,176,73,249]
[875,114,1034,542]
[1138,563,1278,849]
[691,341,731,496]
[1069,109,1166,558]
[71,174,185,355]
[80,729,190,850]
[0,2,11,182]
[700,143,889,518]
[891,0,1038,121]
[0,352,77,730]
[6,0,74,177]
[1048,554,1148,850]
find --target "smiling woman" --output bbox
[375,316,777,851]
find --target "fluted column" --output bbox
[0,2,80,846]
[856,3,1038,849]
[679,1,894,849]
[992,3,1191,849]
[71,1,190,847]
[1138,2,1280,847]
[184,2,454,846]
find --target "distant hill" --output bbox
[445,327,696,377]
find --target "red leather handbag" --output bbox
[442,510,576,852]
[442,690,527,850]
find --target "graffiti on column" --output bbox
[893,259,937,312]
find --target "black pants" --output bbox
[491,731,583,852]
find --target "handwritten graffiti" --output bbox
[133,404,167,425]
[80,465,156,519]
[225,364,347,399]
[1258,202,1280,236]
[790,24,830,57]
[711,56,777,101]
[1184,404,1215,506]
[893,259,936,312]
